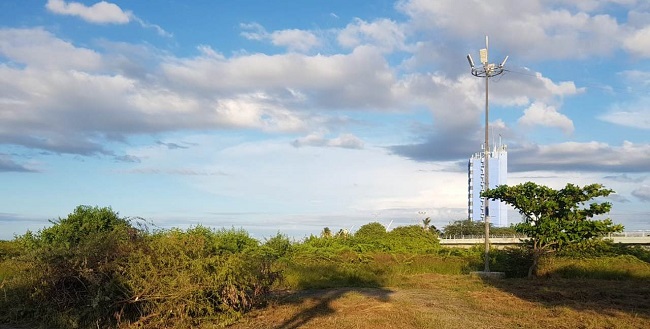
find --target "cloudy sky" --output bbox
[1,0,649,240]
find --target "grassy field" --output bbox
[229,273,650,329]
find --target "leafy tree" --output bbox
[428,225,441,236]
[354,222,386,240]
[443,219,485,236]
[490,225,518,236]
[321,227,332,238]
[264,232,293,259]
[422,217,431,231]
[442,219,517,237]
[483,182,624,277]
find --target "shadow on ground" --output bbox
[481,271,650,319]
[267,287,393,329]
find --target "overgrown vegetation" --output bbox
[0,206,280,328]
[0,204,647,328]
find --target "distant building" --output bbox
[468,142,508,227]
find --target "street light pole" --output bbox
[467,36,508,273]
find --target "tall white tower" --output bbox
[468,142,508,227]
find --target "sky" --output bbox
[1,0,650,240]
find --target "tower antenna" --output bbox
[467,36,508,273]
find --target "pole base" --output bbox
[470,271,506,279]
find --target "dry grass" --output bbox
[227,273,650,329]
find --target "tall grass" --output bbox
[538,255,650,280]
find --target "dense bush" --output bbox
[489,247,533,278]
[1,206,138,328]
[0,207,279,329]
[0,240,20,261]
[121,226,279,328]
[278,224,447,289]
[387,225,440,253]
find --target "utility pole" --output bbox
[467,36,508,273]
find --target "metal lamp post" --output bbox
[467,36,508,272]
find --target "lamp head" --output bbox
[500,55,509,67]
[467,54,475,68]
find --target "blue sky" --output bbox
[1,0,650,240]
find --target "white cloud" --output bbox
[209,94,307,132]
[623,25,650,57]
[0,28,401,155]
[45,0,171,36]
[329,133,364,149]
[241,23,320,52]
[397,0,624,60]
[270,30,320,52]
[631,185,650,201]
[599,97,650,129]
[0,28,103,70]
[161,45,401,110]
[338,18,407,52]
[46,0,131,24]
[292,130,364,149]
[511,141,650,172]
[518,102,575,134]
[619,70,650,85]
[131,17,173,38]
[292,131,328,147]
[240,22,268,41]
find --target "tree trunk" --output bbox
[527,250,541,278]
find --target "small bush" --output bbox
[387,225,440,253]
[1,206,138,328]
[263,232,293,259]
[490,247,532,278]
[120,226,279,328]
[0,240,20,261]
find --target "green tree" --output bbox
[321,227,332,238]
[490,225,518,236]
[483,182,624,277]
[354,222,386,240]
[422,217,431,231]
[443,219,485,236]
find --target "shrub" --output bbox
[490,247,533,278]
[387,225,439,254]
[263,232,293,259]
[0,209,280,329]
[1,206,138,328]
[120,226,279,328]
[0,240,20,261]
[354,222,387,241]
